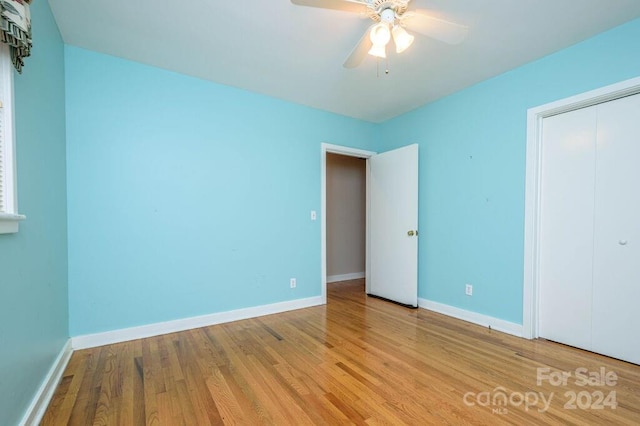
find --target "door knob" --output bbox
[619,240,628,246]
[407,230,418,237]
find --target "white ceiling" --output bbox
[48,0,640,122]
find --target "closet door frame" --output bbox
[522,76,640,340]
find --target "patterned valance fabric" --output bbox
[0,0,32,73]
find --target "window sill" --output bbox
[0,213,26,234]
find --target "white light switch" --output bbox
[310,210,317,221]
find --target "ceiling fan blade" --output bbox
[291,0,369,14]
[343,25,374,68]
[402,10,468,45]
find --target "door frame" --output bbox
[321,143,376,303]
[523,76,640,339]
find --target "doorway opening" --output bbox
[320,143,375,304]
[326,153,367,298]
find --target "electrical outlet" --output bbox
[290,278,297,288]
[465,284,473,296]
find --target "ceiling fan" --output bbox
[291,0,468,68]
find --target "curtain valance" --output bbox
[0,0,32,72]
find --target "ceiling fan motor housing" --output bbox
[368,0,409,22]
[380,8,395,23]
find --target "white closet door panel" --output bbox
[538,107,597,349]
[591,94,640,364]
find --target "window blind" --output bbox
[0,103,4,213]
[0,44,7,214]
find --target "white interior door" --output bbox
[538,106,597,349]
[591,94,640,364]
[369,144,419,307]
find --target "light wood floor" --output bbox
[43,280,640,425]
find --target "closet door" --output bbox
[591,94,640,364]
[538,106,597,349]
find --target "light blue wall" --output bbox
[67,17,640,335]
[65,46,377,336]
[0,2,68,425]
[377,18,640,324]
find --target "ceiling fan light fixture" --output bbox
[368,22,390,58]
[369,22,391,47]
[368,43,387,58]
[392,25,414,53]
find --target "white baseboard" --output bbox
[418,298,524,338]
[327,272,365,283]
[72,296,324,350]
[20,339,73,426]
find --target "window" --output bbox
[0,43,25,233]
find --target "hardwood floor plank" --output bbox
[119,342,136,425]
[204,367,248,424]
[42,280,640,424]
[140,340,161,426]
[132,355,146,425]
[91,348,116,426]
[213,329,290,424]
[65,347,103,425]
[155,391,174,425]
[216,364,268,424]
[324,391,367,424]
